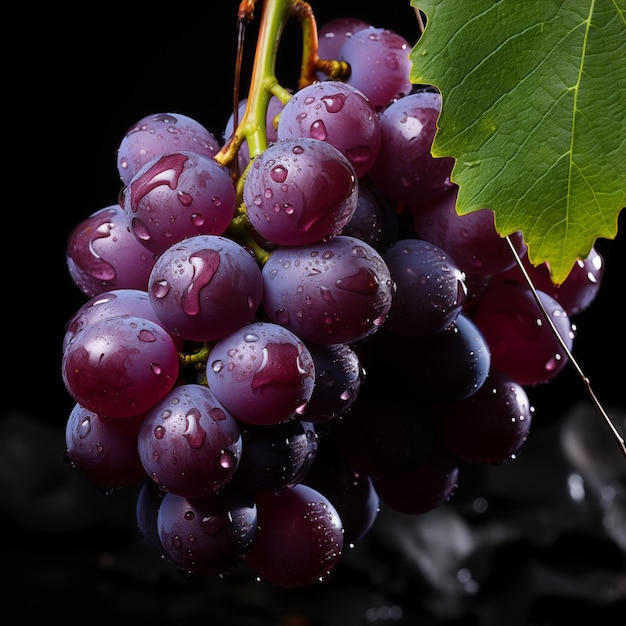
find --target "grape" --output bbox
[147,234,263,342]
[156,486,258,576]
[122,151,236,256]
[137,383,242,498]
[66,204,156,298]
[472,282,575,386]
[338,26,413,108]
[205,321,316,426]
[61,315,180,418]
[116,112,220,186]
[433,369,534,465]
[368,88,455,207]
[382,237,467,337]
[317,16,371,64]
[261,235,395,344]
[242,137,358,246]
[229,419,318,492]
[245,483,344,587]
[276,80,382,178]
[64,403,146,488]
[340,184,384,247]
[135,479,167,554]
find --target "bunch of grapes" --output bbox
[60,6,605,589]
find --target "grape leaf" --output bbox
[409,0,626,284]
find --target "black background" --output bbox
[5,2,625,624]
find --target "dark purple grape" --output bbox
[62,315,180,418]
[245,483,344,587]
[368,88,455,206]
[66,204,156,298]
[382,238,467,337]
[122,151,236,256]
[472,282,575,386]
[317,16,371,64]
[64,403,146,488]
[230,419,318,492]
[340,184,384,247]
[137,383,242,498]
[261,235,395,344]
[205,321,316,426]
[157,486,258,576]
[242,137,358,246]
[147,234,263,342]
[135,479,167,554]
[276,80,382,177]
[433,369,534,465]
[117,112,220,186]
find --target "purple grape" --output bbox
[338,26,413,108]
[66,204,156,298]
[135,479,167,554]
[117,112,220,186]
[242,137,358,246]
[368,88,455,207]
[261,235,395,344]
[137,383,242,498]
[276,81,382,178]
[64,403,146,488]
[382,238,467,337]
[157,486,258,576]
[472,282,575,386]
[205,321,316,426]
[62,315,180,418]
[340,184,385,247]
[122,151,236,256]
[433,369,534,465]
[245,483,344,587]
[147,234,263,342]
[317,16,371,64]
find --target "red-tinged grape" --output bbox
[122,151,236,256]
[61,315,180,418]
[372,445,460,515]
[64,403,147,488]
[147,234,263,342]
[156,486,258,576]
[206,321,316,426]
[472,282,575,386]
[116,112,220,186]
[338,26,413,108]
[412,184,528,276]
[245,483,344,587]
[242,137,358,246]
[276,81,382,178]
[62,288,184,353]
[433,369,534,465]
[382,238,467,337]
[137,383,242,498]
[261,235,395,344]
[494,246,605,316]
[230,419,318,492]
[66,204,156,298]
[368,88,455,207]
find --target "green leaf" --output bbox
[409,0,626,284]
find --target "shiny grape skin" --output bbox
[382,238,468,338]
[122,151,237,256]
[242,138,358,246]
[317,16,371,65]
[147,234,263,342]
[433,369,534,465]
[341,184,384,248]
[61,315,180,418]
[116,112,220,186]
[156,486,258,576]
[229,419,318,493]
[205,321,316,426]
[261,235,395,344]
[137,383,242,498]
[66,204,156,298]
[368,88,455,207]
[135,479,167,554]
[276,80,382,178]
[245,483,344,587]
[473,283,575,386]
[64,403,146,488]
